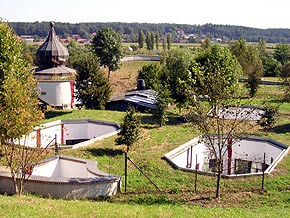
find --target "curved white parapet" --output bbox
[164,135,289,178]
[15,119,120,149]
[0,155,121,199]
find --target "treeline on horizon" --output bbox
[8,21,290,43]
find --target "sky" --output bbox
[1,0,290,29]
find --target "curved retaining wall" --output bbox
[0,155,121,199]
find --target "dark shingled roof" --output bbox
[36,22,69,69]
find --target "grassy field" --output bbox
[1,61,290,217]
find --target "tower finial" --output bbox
[50,22,55,29]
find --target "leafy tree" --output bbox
[273,43,290,66]
[257,40,280,77]
[22,42,39,66]
[163,49,193,112]
[259,104,279,132]
[162,38,166,51]
[245,46,264,97]
[230,38,263,97]
[155,32,160,50]
[201,38,211,50]
[150,32,155,50]
[281,62,290,102]
[261,55,281,77]
[116,106,141,153]
[145,32,150,50]
[146,31,154,50]
[138,30,145,49]
[166,33,172,50]
[67,42,90,67]
[0,20,44,195]
[153,85,172,127]
[175,78,194,113]
[189,45,255,198]
[137,63,161,90]
[73,51,111,109]
[91,27,123,80]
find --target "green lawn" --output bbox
[1,194,290,218]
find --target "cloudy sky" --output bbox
[1,0,289,29]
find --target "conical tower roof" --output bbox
[36,22,69,69]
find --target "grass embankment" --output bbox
[1,61,290,217]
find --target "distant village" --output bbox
[19,33,92,44]
[19,29,225,45]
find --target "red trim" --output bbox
[36,129,41,146]
[186,146,192,168]
[61,123,64,145]
[70,81,75,106]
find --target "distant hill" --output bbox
[8,22,290,43]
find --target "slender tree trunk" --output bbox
[215,169,221,198]
[12,175,18,195]
[17,179,23,197]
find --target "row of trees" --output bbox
[9,22,290,43]
[138,30,171,51]
[138,38,290,106]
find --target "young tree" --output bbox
[146,31,154,50]
[0,20,44,195]
[115,106,141,192]
[150,32,155,50]
[162,38,166,51]
[166,33,172,50]
[189,45,255,198]
[91,27,123,80]
[74,51,111,109]
[116,106,141,153]
[153,85,172,127]
[245,46,264,97]
[138,30,145,49]
[155,32,160,50]
[259,104,279,132]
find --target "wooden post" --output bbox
[195,153,198,192]
[54,134,58,155]
[124,152,127,193]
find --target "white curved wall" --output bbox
[38,81,73,107]
[164,136,288,176]
[18,119,120,148]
